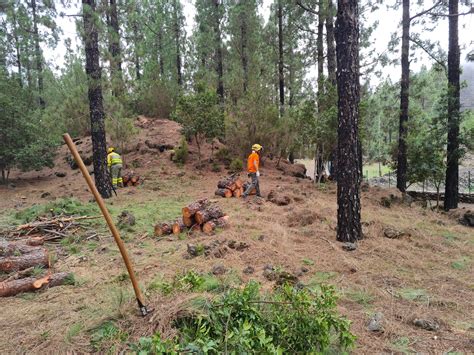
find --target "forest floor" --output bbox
[0,117,473,354]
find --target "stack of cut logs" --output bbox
[0,215,94,297]
[215,175,246,198]
[154,198,230,236]
[122,172,141,187]
[0,240,72,297]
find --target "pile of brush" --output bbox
[154,199,229,237]
[215,175,245,198]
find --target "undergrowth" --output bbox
[14,197,100,223]
[133,281,355,354]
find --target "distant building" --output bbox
[460,50,474,112]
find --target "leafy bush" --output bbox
[132,281,355,353]
[173,138,189,164]
[228,158,243,173]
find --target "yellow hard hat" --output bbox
[108,147,115,153]
[252,144,262,151]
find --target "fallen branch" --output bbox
[0,272,73,297]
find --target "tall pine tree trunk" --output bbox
[82,0,112,199]
[240,8,248,94]
[108,0,123,97]
[31,0,44,108]
[325,0,337,86]
[158,29,164,76]
[132,21,140,80]
[214,0,224,101]
[12,8,22,87]
[316,0,325,179]
[397,0,410,192]
[444,0,460,210]
[335,0,362,243]
[277,0,284,115]
[174,0,182,87]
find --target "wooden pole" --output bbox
[62,133,150,316]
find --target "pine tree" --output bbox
[82,0,112,199]
[444,0,460,210]
[335,0,362,242]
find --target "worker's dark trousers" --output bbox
[243,172,260,196]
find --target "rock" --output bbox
[276,160,307,178]
[243,266,255,274]
[236,242,250,251]
[267,189,291,206]
[301,267,309,273]
[361,182,370,192]
[117,210,136,226]
[187,244,199,257]
[66,156,78,170]
[55,172,67,178]
[367,313,384,332]
[383,227,403,239]
[342,242,357,251]
[212,265,227,275]
[413,318,439,331]
[258,235,265,241]
[213,246,228,258]
[263,265,277,281]
[8,183,16,189]
[463,211,474,227]
[40,192,51,198]
[276,271,299,286]
[176,171,185,177]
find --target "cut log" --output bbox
[131,176,139,184]
[234,178,243,189]
[202,216,230,235]
[0,272,73,297]
[217,176,242,191]
[126,180,134,187]
[122,175,130,184]
[0,241,41,257]
[0,249,49,272]
[215,188,233,198]
[172,220,186,235]
[182,215,195,228]
[233,187,243,198]
[195,205,225,225]
[154,222,172,237]
[182,199,210,218]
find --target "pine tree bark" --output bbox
[82,0,112,199]
[214,0,224,100]
[174,0,183,87]
[317,0,325,107]
[325,0,337,86]
[444,0,460,210]
[277,0,285,115]
[11,7,22,87]
[31,0,44,108]
[335,0,362,242]
[158,29,164,76]
[397,0,410,192]
[108,0,123,97]
[240,6,249,94]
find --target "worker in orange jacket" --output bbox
[243,144,263,198]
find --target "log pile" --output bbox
[122,171,141,187]
[154,199,230,236]
[215,175,244,198]
[0,240,73,297]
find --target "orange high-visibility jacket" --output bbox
[247,152,259,173]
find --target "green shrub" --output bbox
[173,138,189,164]
[228,158,243,173]
[215,147,231,164]
[211,162,221,172]
[132,281,355,353]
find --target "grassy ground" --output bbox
[0,121,472,353]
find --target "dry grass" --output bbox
[1,122,473,353]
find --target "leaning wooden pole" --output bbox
[63,133,150,316]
